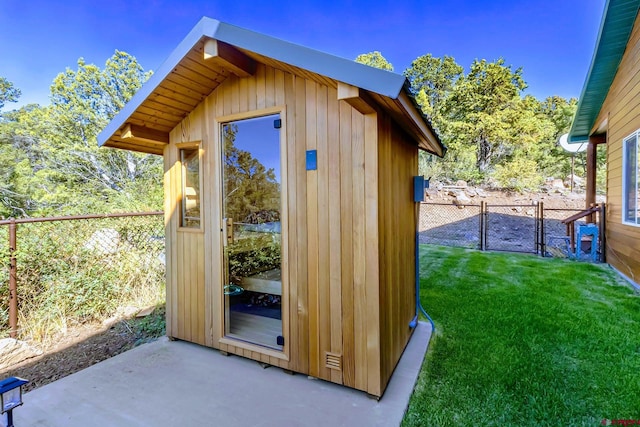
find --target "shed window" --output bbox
[623,130,640,226]
[180,147,201,228]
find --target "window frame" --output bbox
[177,141,203,231]
[622,129,640,227]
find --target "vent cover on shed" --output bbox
[325,352,342,371]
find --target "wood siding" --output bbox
[377,117,418,392]
[164,62,419,396]
[593,13,640,286]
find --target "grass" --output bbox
[403,245,640,427]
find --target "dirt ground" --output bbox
[0,307,165,393]
[0,189,599,393]
[425,186,595,209]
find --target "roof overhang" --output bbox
[97,17,445,157]
[568,0,640,143]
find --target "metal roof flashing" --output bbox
[98,17,222,147]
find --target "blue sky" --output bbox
[0,0,606,110]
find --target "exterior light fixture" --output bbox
[0,377,28,427]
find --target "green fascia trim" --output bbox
[568,0,640,143]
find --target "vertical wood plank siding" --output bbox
[377,119,417,390]
[593,13,640,286]
[164,62,419,396]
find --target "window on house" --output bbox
[623,131,640,225]
[180,146,201,228]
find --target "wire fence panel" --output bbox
[0,213,164,339]
[543,208,588,258]
[419,203,482,249]
[485,204,539,254]
[420,202,605,261]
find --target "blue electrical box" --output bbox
[306,150,317,171]
[413,176,425,202]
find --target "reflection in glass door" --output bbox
[221,113,283,350]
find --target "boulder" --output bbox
[564,174,584,188]
[453,191,471,208]
[425,189,439,199]
[0,338,42,369]
[84,228,120,254]
[455,180,468,187]
[475,188,488,198]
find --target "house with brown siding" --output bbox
[98,18,444,397]
[568,0,640,288]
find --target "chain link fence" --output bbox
[484,204,539,253]
[0,212,164,340]
[419,202,604,258]
[418,203,482,248]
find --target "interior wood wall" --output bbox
[593,12,640,286]
[164,62,418,396]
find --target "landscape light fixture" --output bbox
[0,377,29,427]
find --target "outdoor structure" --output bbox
[98,17,444,397]
[568,0,640,287]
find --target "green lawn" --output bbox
[403,245,640,427]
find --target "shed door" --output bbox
[221,114,283,350]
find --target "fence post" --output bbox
[479,201,486,250]
[599,202,606,263]
[539,202,545,257]
[8,219,18,338]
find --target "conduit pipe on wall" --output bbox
[409,232,435,332]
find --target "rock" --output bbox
[512,207,523,213]
[526,209,535,216]
[455,191,471,203]
[0,338,42,369]
[447,190,457,197]
[551,179,565,189]
[466,188,477,197]
[475,188,488,198]
[118,306,140,318]
[425,189,439,199]
[564,174,584,188]
[455,180,468,187]
[453,199,466,209]
[84,228,120,254]
[435,182,444,191]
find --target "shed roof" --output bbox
[97,17,445,156]
[568,0,640,143]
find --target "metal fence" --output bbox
[0,212,164,338]
[419,202,604,258]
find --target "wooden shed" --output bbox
[568,0,640,288]
[98,17,444,397]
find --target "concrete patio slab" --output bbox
[12,322,431,427]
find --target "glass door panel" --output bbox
[221,114,283,350]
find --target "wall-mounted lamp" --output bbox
[0,377,28,427]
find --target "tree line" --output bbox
[0,49,592,218]
[356,52,596,191]
[0,52,163,219]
